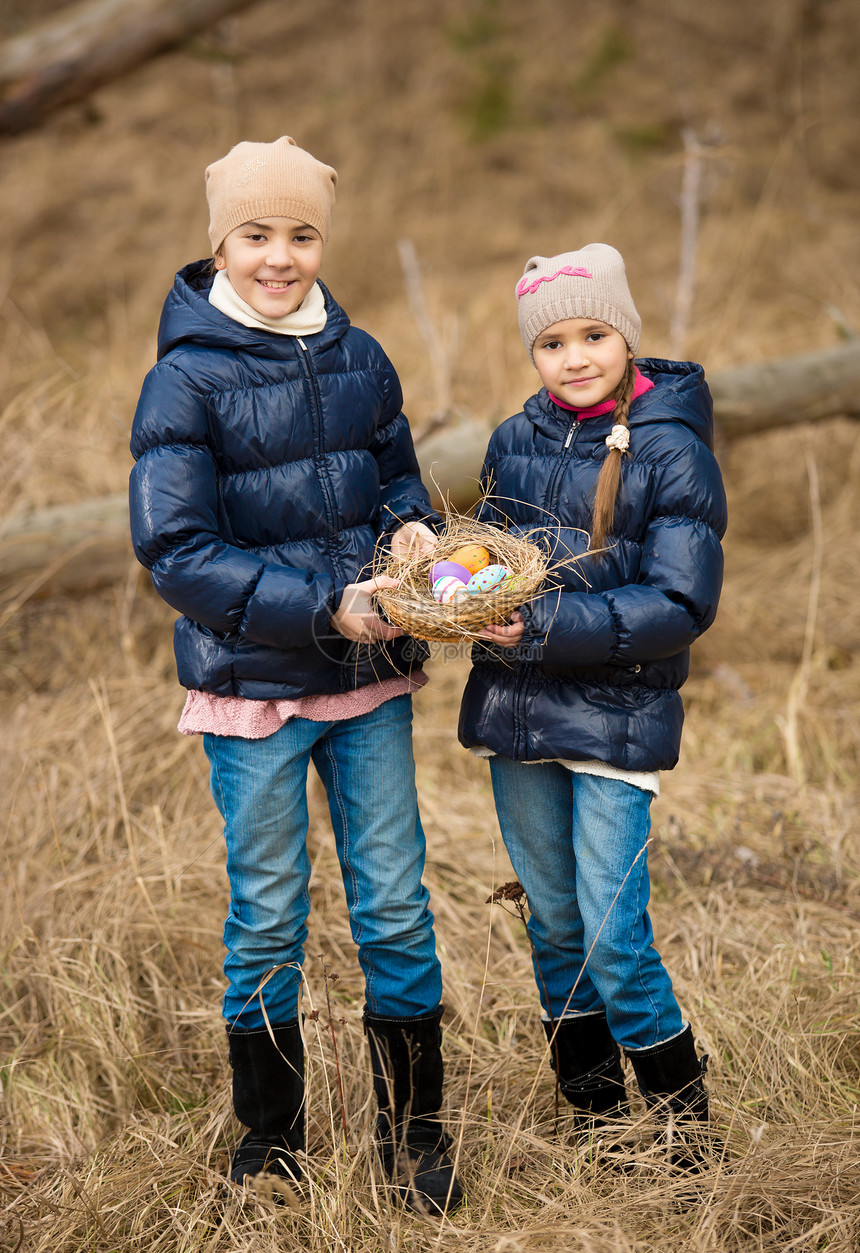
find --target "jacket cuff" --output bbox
[517,599,544,652]
[329,577,348,615]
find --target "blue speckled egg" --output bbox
[466,564,510,594]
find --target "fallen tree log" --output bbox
[416,419,493,512]
[0,493,131,605]
[709,340,860,439]
[0,0,258,135]
[2,340,859,600]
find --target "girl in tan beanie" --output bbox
[459,244,727,1176]
[129,137,461,1214]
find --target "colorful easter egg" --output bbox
[466,564,509,594]
[449,544,491,575]
[432,576,465,605]
[430,560,471,586]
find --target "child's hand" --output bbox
[390,521,438,559]
[477,610,525,647]
[331,576,404,643]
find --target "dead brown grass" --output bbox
[2,580,860,1250]
[2,1,860,1249]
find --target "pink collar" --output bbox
[549,365,654,420]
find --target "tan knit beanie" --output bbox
[516,243,641,359]
[205,136,338,253]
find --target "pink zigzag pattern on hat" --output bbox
[516,266,593,299]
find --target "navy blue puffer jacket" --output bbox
[129,261,432,697]
[458,361,727,772]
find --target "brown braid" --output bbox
[590,357,636,552]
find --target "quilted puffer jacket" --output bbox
[129,261,433,698]
[459,360,728,772]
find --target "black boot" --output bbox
[626,1024,712,1171]
[543,1013,628,1132]
[226,1021,305,1191]
[363,1006,463,1215]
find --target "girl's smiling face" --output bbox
[532,318,632,408]
[216,217,324,317]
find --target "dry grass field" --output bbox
[1,2,859,1249]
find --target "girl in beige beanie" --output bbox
[459,243,727,1177]
[130,137,461,1214]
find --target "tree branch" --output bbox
[0,0,259,135]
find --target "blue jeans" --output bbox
[204,696,442,1029]
[488,758,684,1051]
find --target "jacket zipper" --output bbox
[545,419,580,522]
[513,419,579,756]
[297,337,344,580]
[511,665,529,759]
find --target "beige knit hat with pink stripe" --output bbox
[205,136,338,253]
[516,243,641,359]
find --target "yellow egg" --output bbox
[449,544,491,575]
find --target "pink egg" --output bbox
[432,576,465,605]
[466,564,509,594]
[430,561,472,585]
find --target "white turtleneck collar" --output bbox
[208,269,328,337]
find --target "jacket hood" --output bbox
[156,259,350,361]
[526,358,715,451]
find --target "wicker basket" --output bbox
[372,514,562,643]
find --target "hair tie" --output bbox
[605,424,630,454]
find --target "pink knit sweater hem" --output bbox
[178,673,428,739]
